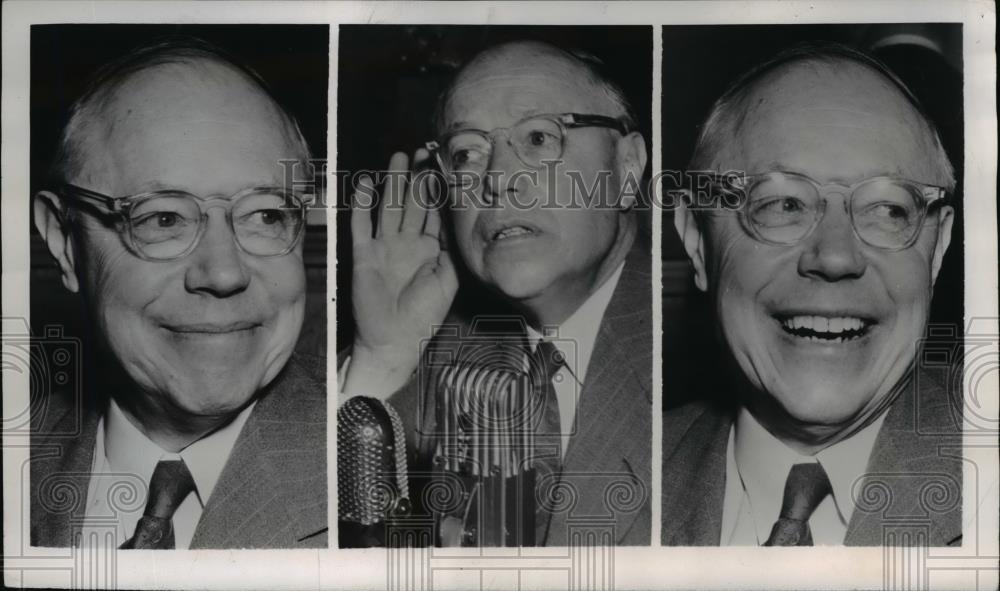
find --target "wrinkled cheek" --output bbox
[715,265,771,388]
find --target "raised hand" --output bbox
[343,150,459,398]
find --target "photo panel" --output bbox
[660,23,967,548]
[27,23,329,551]
[336,24,656,549]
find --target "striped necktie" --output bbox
[120,459,195,549]
[528,340,564,545]
[764,462,832,546]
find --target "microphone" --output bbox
[434,362,538,547]
[337,396,411,548]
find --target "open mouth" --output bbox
[776,315,874,342]
[491,225,535,242]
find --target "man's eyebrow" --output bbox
[754,161,910,184]
[130,180,179,194]
[444,110,550,133]
[444,120,477,132]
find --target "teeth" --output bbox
[495,226,531,240]
[780,315,867,335]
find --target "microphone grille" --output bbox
[338,397,409,525]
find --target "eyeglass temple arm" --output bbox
[58,184,124,211]
[564,113,631,135]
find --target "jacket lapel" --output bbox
[661,401,732,546]
[845,368,963,546]
[31,396,101,547]
[191,354,327,548]
[546,245,652,545]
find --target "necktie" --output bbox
[528,340,564,545]
[764,462,832,546]
[120,459,196,549]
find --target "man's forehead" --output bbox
[105,59,270,116]
[72,58,303,194]
[88,59,294,149]
[716,61,942,184]
[443,45,613,128]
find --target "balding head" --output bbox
[691,43,954,191]
[53,39,310,190]
[437,40,636,136]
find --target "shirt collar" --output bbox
[526,261,625,385]
[733,406,887,538]
[104,398,256,505]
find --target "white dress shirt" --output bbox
[81,399,255,549]
[720,407,887,545]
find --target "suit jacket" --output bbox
[388,243,653,546]
[31,353,328,549]
[661,366,963,546]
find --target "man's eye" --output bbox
[868,202,910,220]
[756,196,806,213]
[449,148,485,168]
[251,209,285,225]
[749,195,812,228]
[134,211,186,228]
[526,130,558,147]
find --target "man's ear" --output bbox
[674,196,709,292]
[33,191,80,293]
[930,205,955,285]
[614,131,648,210]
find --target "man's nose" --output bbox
[482,138,524,205]
[796,201,868,282]
[183,210,251,297]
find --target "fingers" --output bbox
[412,146,431,169]
[351,176,375,247]
[400,148,432,234]
[423,200,442,241]
[378,152,409,238]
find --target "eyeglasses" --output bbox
[58,183,307,261]
[425,112,630,176]
[709,172,948,251]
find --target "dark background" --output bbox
[661,24,966,408]
[30,24,329,356]
[336,25,653,351]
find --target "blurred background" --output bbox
[29,24,329,357]
[661,24,965,408]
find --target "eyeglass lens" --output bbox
[442,117,564,173]
[127,191,303,259]
[746,175,926,249]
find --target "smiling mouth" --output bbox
[164,322,260,335]
[776,315,874,342]
[491,225,536,242]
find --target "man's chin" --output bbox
[167,379,261,418]
[484,268,551,302]
[766,378,876,429]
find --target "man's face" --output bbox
[66,64,306,417]
[691,64,953,429]
[441,46,644,320]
